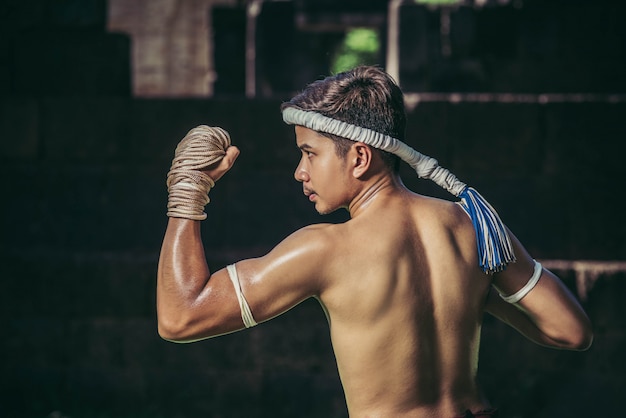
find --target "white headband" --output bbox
[282,106,515,273]
[282,107,466,196]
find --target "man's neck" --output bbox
[348,172,404,218]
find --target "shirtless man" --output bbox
[157,66,593,417]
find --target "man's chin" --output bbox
[315,204,339,216]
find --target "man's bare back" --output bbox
[307,190,492,417]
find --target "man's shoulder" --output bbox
[298,222,338,232]
[285,222,345,249]
[406,193,471,225]
[402,194,477,251]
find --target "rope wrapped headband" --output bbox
[282,106,516,273]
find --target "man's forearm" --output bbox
[157,218,211,339]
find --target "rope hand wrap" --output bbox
[282,107,516,273]
[166,125,231,220]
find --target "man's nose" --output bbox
[294,160,309,183]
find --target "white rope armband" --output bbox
[226,264,257,328]
[499,260,543,304]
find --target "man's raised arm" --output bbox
[156,126,328,343]
[156,129,245,342]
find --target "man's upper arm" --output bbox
[229,224,333,325]
[487,230,593,350]
[159,222,333,343]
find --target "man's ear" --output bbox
[350,142,373,179]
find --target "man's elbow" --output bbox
[157,311,201,343]
[157,310,224,343]
[553,321,594,351]
[569,326,594,351]
[571,313,594,351]
[158,315,188,343]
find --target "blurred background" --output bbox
[1,0,625,417]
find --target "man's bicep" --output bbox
[233,227,330,324]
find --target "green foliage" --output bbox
[331,28,381,74]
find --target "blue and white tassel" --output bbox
[458,187,515,273]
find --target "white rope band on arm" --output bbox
[499,260,543,304]
[226,264,257,328]
[281,106,516,273]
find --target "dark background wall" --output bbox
[1,1,625,417]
